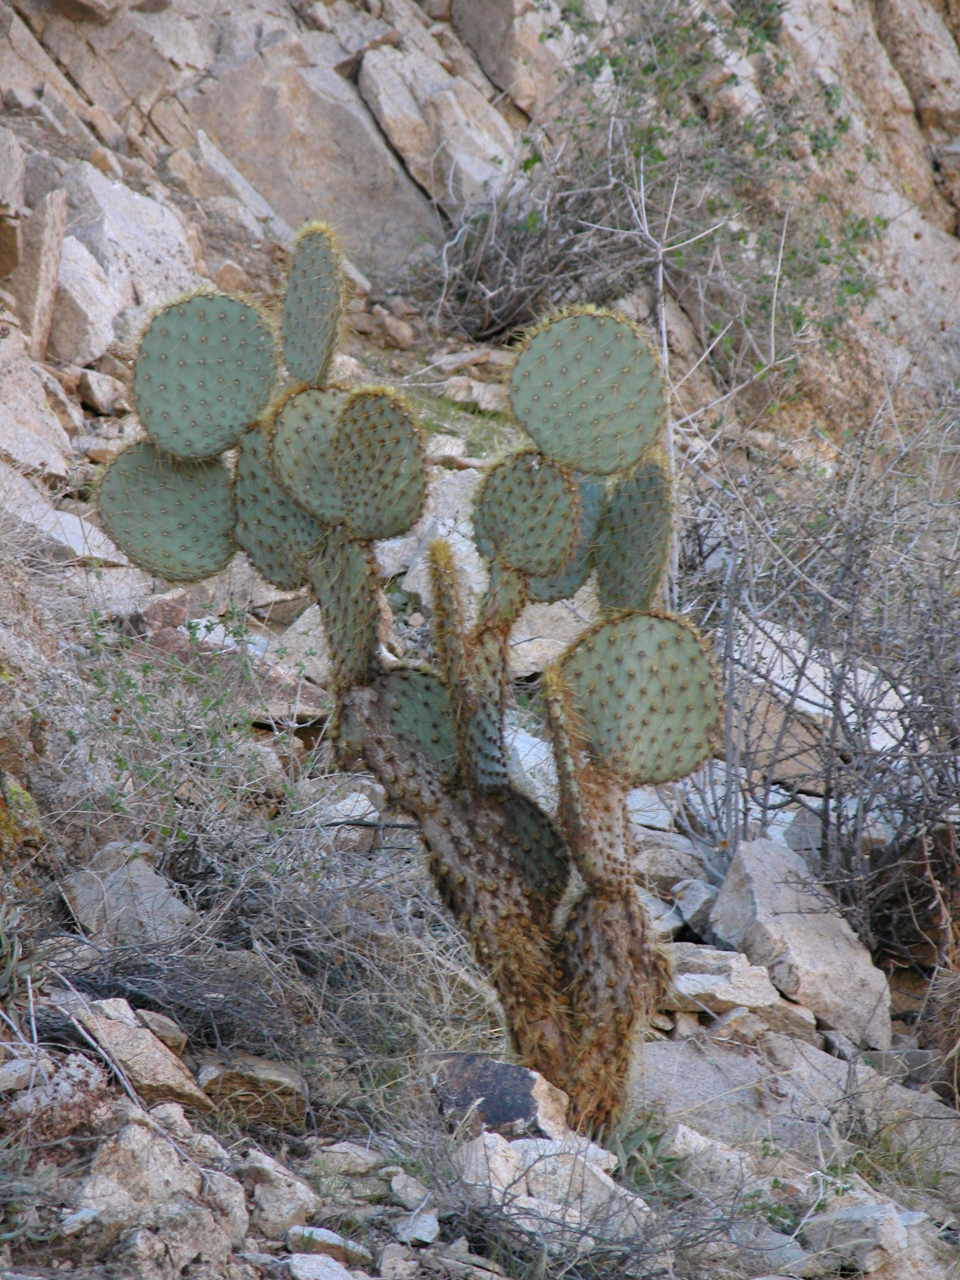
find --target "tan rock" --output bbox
[60,995,212,1111]
[7,188,67,360]
[235,1147,321,1237]
[196,1052,308,1126]
[61,848,197,945]
[0,126,25,213]
[710,840,892,1049]
[48,234,123,366]
[358,45,516,212]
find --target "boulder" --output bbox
[430,1054,571,1139]
[358,45,516,212]
[181,36,441,280]
[0,458,124,563]
[665,942,819,1042]
[6,188,67,359]
[0,125,26,213]
[195,1052,308,1127]
[709,840,892,1048]
[53,995,212,1111]
[234,1147,321,1237]
[48,234,124,365]
[66,1111,247,1266]
[60,840,196,945]
[799,1197,953,1278]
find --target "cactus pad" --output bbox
[553,612,720,784]
[306,528,380,689]
[510,310,663,475]
[528,474,604,603]
[473,452,580,577]
[270,387,348,524]
[336,390,426,541]
[134,293,276,460]
[235,428,326,589]
[380,668,458,782]
[98,441,235,582]
[595,453,672,612]
[282,223,343,387]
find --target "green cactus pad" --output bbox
[235,428,326,589]
[134,293,276,460]
[510,310,663,475]
[553,612,720,784]
[528,474,604,603]
[473,451,580,577]
[98,441,235,582]
[306,528,380,689]
[595,453,672,612]
[380,668,458,782]
[336,390,426,541]
[500,789,570,931]
[270,387,348,523]
[282,223,343,387]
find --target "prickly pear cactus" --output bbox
[97,229,722,1133]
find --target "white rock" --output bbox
[288,1255,354,1280]
[0,327,73,478]
[48,234,124,365]
[7,188,68,359]
[235,1148,321,1238]
[61,853,197,946]
[0,458,123,563]
[709,840,892,1048]
[453,1131,527,1198]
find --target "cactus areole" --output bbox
[99,224,722,1131]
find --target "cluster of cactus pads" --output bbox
[98,223,722,1130]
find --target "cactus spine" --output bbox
[99,227,721,1132]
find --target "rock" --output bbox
[389,1170,430,1211]
[78,368,126,414]
[286,1224,373,1266]
[666,942,819,1042]
[234,1148,321,1238]
[709,840,892,1048]
[195,1052,308,1127]
[48,235,123,365]
[510,579,599,678]
[378,465,482,582]
[358,45,516,213]
[58,161,201,328]
[0,773,43,857]
[53,995,213,1111]
[442,374,509,413]
[450,0,573,116]
[0,125,26,213]
[0,457,123,563]
[628,1033,960,1197]
[510,1136,650,1237]
[4,1052,111,1139]
[317,788,384,854]
[135,1009,187,1056]
[453,1130,527,1197]
[68,1112,248,1267]
[395,1206,441,1244]
[307,1141,387,1177]
[6,188,68,359]
[181,37,441,279]
[431,1054,571,1139]
[728,1219,821,1277]
[263,603,332,687]
[287,1256,354,1280]
[52,0,126,21]
[799,1198,952,1277]
[0,1055,50,1091]
[633,828,710,894]
[60,842,197,945]
[672,878,717,934]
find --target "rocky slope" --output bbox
[1,3,959,1280]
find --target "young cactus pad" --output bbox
[509,310,663,475]
[98,441,236,582]
[133,293,276,460]
[269,387,349,524]
[282,223,343,387]
[472,451,581,577]
[527,474,605,604]
[336,390,426,541]
[552,612,721,784]
[594,451,673,613]
[234,428,326,590]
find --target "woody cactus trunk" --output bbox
[98,224,722,1130]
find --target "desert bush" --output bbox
[676,403,960,956]
[430,0,883,402]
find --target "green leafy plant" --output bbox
[97,226,722,1130]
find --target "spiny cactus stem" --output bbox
[343,685,575,1093]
